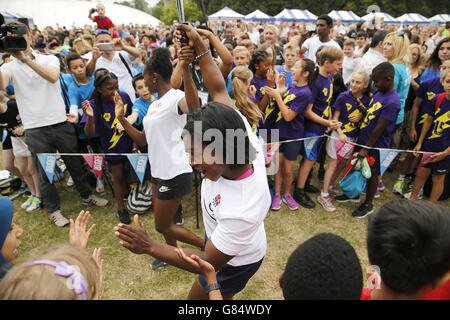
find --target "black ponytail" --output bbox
[249,50,270,75]
[301,58,316,89]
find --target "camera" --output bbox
[0,14,27,52]
[91,8,98,13]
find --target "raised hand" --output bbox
[178,45,195,67]
[114,91,124,120]
[69,210,96,250]
[82,100,94,117]
[113,215,152,254]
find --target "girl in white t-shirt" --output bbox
[114,24,270,300]
[115,45,204,270]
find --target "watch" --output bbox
[20,56,30,64]
[205,283,221,294]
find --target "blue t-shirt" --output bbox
[358,90,401,149]
[132,96,156,126]
[392,63,411,124]
[275,65,293,87]
[133,65,144,77]
[68,76,96,139]
[60,73,75,108]
[304,74,333,135]
[420,67,440,83]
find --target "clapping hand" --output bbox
[69,210,96,250]
[82,100,94,117]
[114,91,124,120]
[174,248,216,276]
[114,215,153,255]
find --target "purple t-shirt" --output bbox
[251,76,279,130]
[422,94,450,158]
[304,74,333,134]
[415,77,444,133]
[81,91,133,156]
[333,91,371,139]
[357,90,401,149]
[275,84,313,139]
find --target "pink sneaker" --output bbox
[282,194,299,210]
[271,194,281,211]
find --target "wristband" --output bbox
[194,49,211,63]
[20,57,30,64]
[205,283,220,294]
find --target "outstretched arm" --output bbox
[176,24,235,109]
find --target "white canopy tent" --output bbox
[328,10,360,23]
[274,9,317,22]
[0,0,161,29]
[428,14,450,23]
[361,12,400,24]
[208,6,245,22]
[396,13,430,24]
[245,9,275,22]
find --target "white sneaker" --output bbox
[26,197,41,212]
[66,175,74,187]
[21,195,34,209]
[317,195,336,212]
[50,210,70,227]
[404,188,423,200]
[83,194,108,207]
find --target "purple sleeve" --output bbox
[333,92,347,112]
[379,96,400,123]
[423,96,438,116]
[415,81,427,100]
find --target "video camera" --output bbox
[0,13,28,52]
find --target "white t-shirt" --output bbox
[142,88,192,180]
[201,110,270,267]
[91,51,136,102]
[302,36,342,64]
[342,56,361,85]
[355,48,386,76]
[0,51,67,129]
[249,30,260,46]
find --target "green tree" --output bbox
[160,0,203,25]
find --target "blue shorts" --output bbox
[279,139,302,161]
[199,235,264,296]
[300,132,323,161]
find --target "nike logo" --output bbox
[158,186,171,193]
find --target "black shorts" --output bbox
[423,156,450,175]
[1,133,12,150]
[354,146,380,178]
[279,139,302,161]
[150,172,192,200]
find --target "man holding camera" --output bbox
[0,21,108,227]
[86,29,140,102]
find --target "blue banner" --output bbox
[304,136,321,159]
[127,154,148,183]
[37,154,57,184]
[379,149,400,176]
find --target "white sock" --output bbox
[321,192,329,198]
[398,174,405,181]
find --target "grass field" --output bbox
[2,149,450,300]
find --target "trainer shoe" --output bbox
[83,194,108,207]
[335,194,361,203]
[293,189,316,209]
[404,187,423,200]
[271,194,281,211]
[317,195,336,212]
[282,194,299,210]
[305,184,320,193]
[26,196,41,212]
[392,179,404,195]
[117,209,131,224]
[50,210,70,227]
[173,206,184,226]
[351,202,374,219]
[21,195,34,209]
[328,186,344,198]
[151,259,168,270]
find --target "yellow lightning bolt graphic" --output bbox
[428,110,450,140]
[108,104,127,150]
